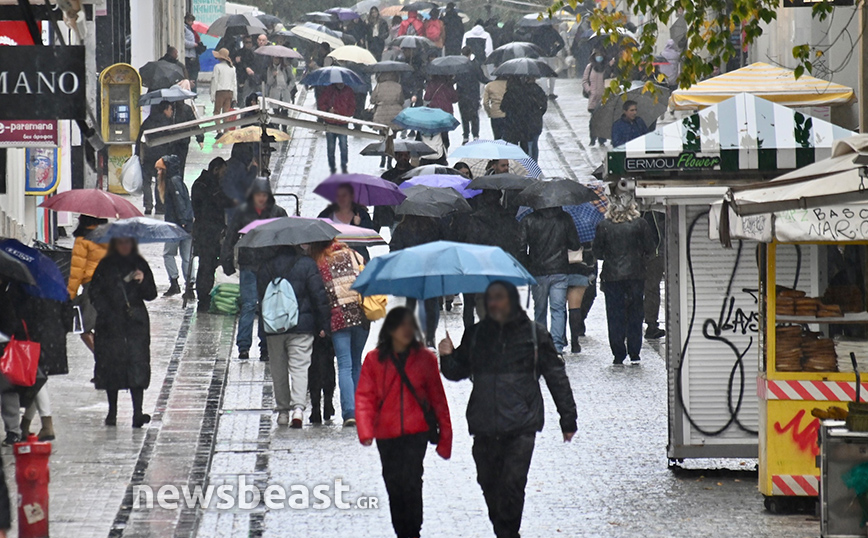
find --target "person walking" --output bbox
[155,156,194,298]
[455,46,491,144]
[257,246,331,428]
[462,19,494,60]
[439,281,577,538]
[592,200,655,364]
[566,242,596,353]
[482,76,508,139]
[211,48,237,120]
[89,237,158,428]
[183,13,204,91]
[374,151,414,230]
[642,210,666,339]
[308,332,336,424]
[366,7,390,61]
[500,76,547,161]
[371,71,405,168]
[317,183,377,262]
[68,215,108,353]
[530,24,565,99]
[135,101,174,215]
[518,206,581,355]
[398,10,424,36]
[424,74,459,153]
[582,49,609,146]
[265,57,296,103]
[442,2,465,56]
[317,82,356,174]
[309,239,369,427]
[191,157,234,312]
[222,178,288,360]
[391,215,443,346]
[356,307,452,538]
[611,100,648,147]
[423,8,445,50]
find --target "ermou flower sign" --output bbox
[0,46,86,121]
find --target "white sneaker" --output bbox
[290,408,303,429]
[277,411,290,426]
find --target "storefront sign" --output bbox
[0,46,86,120]
[624,151,721,172]
[24,147,59,195]
[191,0,226,24]
[0,120,58,147]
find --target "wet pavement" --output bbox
[2,79,821,537]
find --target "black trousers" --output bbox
[106,388,144,418]
[195,238,221,308]
[308,335,336,415]
[377,432,429,538]
[459,102,480,140]
[473,434,536,538]
[406,297,438,343]
[603,279,644,360]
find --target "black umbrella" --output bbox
[0,250,36,285]
[485,42,543,65]
[402,1,439,11]
[392,35,435,49]
[208,13,267,36]
[138,84,197,106]
[366,61,415,73]
[395,185,472,218]
[256,13,283,27]
[301,11,338,24]
[139,60,186,90]
[236,217,339,248]
[468,173,537,191]
[427,55,473,75]
[514,179,599,209]
[492,57,557,78]
[590,85,670,141]
[361,140,435,157]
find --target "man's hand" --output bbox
[563,431,575,443]
[319,330,326,338]
[132,270,145,283]
[411,95,418,104]
[246,67,254,76]
[198,142,205,150]
[361,439,372,446]
[438,331,454,356]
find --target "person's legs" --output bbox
[531,275,552,328]
[604,281,628,363]
[463,292,476,328]
[287,333,314,410]
[1,393,20,438]
[460,104,472,141]
[131,387,149,427]
[195,241,220,310]
[179,237,193,286]
[528,137,540,161]
[493,434,536,538]
[473,436,504,535]
[547,274,568,353]
[423,298,439,345]
[471,109,480,139]
[378,433,428,538]
[268,334,291,411]
[338,134,349,173]
[141,168,154,212]
[350,325,369,387]
[643,254,665,337]
[332,328,355,421]
[105,389,118,425]
[237,270,258,355]
[626,279,646,360]
[567,285,587,351]
[325,132,337,173]
[163,241,180,282]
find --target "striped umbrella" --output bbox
[458,139,544,178]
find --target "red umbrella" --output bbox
[39,189,143,219]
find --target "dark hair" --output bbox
[72,215,108,237]
[107,237,139,256]
[376,307,422,359]
[453,161,473,179]
[623,100,638,111]
[461,45,472,56]
[208,157,226,173]
[475,19,485,27]
[392,15,403,25]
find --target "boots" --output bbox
[568,308,583,353]
[163,278,181,297]
[19,417,31,437]
[37,416,55,441]
[310,393,322,424]
[323,390,335,422]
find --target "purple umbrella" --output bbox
[314,173,407,206]
[400,174,482,198]
[326,7,361,20]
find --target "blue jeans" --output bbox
[332,325,369,420]
[603,279,644,361]
[162,237,192,282]
[520,138,540,162]
[238,270,266,355]
[326,132,348,173]
[532,274,568,352]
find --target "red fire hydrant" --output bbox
[14,434,50,538]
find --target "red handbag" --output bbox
[0,321,40,387]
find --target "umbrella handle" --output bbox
[853,352,861,402]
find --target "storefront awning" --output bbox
[670,62,856,111]
[607,93,854,179]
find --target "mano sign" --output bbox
[0,46,86,121]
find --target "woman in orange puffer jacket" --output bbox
[68,215,108,352]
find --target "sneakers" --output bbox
[277,411,290,426]
[163,279,181,297]
[290,409,303,429]
[132,414,151,428]
[343,418,356,428]
[238,350,250,360]
[612,357,625,365]
[645,327,666,339]
[2,432,19,446]
[630,355,642,364]
[462,138,469,145]
[570,341,581,354]
[259,352,269,362]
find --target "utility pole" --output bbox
[861,0,868,131]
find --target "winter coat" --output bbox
[89,252,157,391]
[172,102,205,155]
[191,169,234,247]
[442,9,465,54]
[357,346,453,459]
[3,283,70,377]
[390,216,442,252]
[593,216,655,283]
[659,39,681,84]
[459,202,522,259]
[68,232,107,298]
[423,18,445,48]
[501,80,547,141]
[256,251,331,336]
[159,155,194,230]
[316,243,366,333]
[462,25,493,58]
[210,60,237,101]
[317,204,376,262]
[135,112,173,170]
[441,304,578,437]
[371,80,405,127]
[317,84,356,124]
[366,18,390,58]
[424,79,459,114]
[482,79,507,119]
[222,181,288,274]
[455,59,491,108]
[518,207,582,276]
[266,64,296,102]
[222,142,259,204]
[582,61,607,111]
[611,115,649,147]
[398,12,424,36]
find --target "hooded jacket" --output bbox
[68,223,108,298]
[518,207,582,276]
[191,168,234,244]
[462,24,494,57]
[159,155,194,230]
[221,178,288,274]
[398,11,424,36]
[256,249,331,336]
[442,8,465,54]
[440,282,578,437]
[222,143,259,203]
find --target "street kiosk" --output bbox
[99,63,141,194]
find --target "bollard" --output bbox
[14,434,51,538]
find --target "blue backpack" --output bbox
[261,259,300,334]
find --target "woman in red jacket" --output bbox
[356,307,452,538]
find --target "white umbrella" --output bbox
[328,45,377,66]
[291,24,345,49]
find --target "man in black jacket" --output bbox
[373,151,414,231]
[191,157,234,312]
[442,2,465,56]
[455,46,491,144]
[518,207,581,354]
[222,178,288,360]
[439,280,577,538]
[256,246,330,428]
[135,101,174,214]
[156,155,194,297]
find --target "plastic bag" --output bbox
[121,155,143,194]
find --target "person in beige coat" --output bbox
[371,72,406,167]
[482,77,508,140]
[210,48,237,117]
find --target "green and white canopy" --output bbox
[606,93,854,179]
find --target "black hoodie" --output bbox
[221,178,288,274]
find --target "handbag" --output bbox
[0,321,40,387]
[195,41,207,55]
[390,353,440,445]
[357,261,388,321]
[568,248,584,264]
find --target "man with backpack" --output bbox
[398,10,424,36]
[256,246,331,428]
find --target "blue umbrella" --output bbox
[0,239,67,301]
[459,139,544,178]
[87,217,190,244]
[393,107,459,135]
[352,241,536,299]
[400,174,482,198]
[300,66,364,90]
[450,140,530,161]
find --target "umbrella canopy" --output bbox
[328,45,377,66]
[379,5,406,17]
[361,140,435,157]
[393,107,459,135]
[138,84,196,106]
[240,217,385,246]
[38,189,143,219]
[590,85,670,141]
[514,179,599,209]
[236,217,339,248]
[301,12,337,24]
[457,140,544,178]
[291,23,345,49]
[518,13,557,27]
[366,61,414,73]
[314,173,407,206]
[207,13,266,37]
[586,28,638,54]
[427,55,473,75]
[450,140,530,160]
[254,45,304,59]
[391,35,435,50]
[401,174,481,198]
[300,66,365,88]
[88,217,190,244]
[401,165,463,178]
[395,185,472,217]
[326,7,361,20]
[138,60,185,90]
[256,13,283,27]
[0,239,67,301]
[216,126,290,146]
[351,241,536,299]
[492,57,557,78]
[0,249,36,285]
[467,173,536,191]
[402,1,438,11]
[485,42,543,65]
